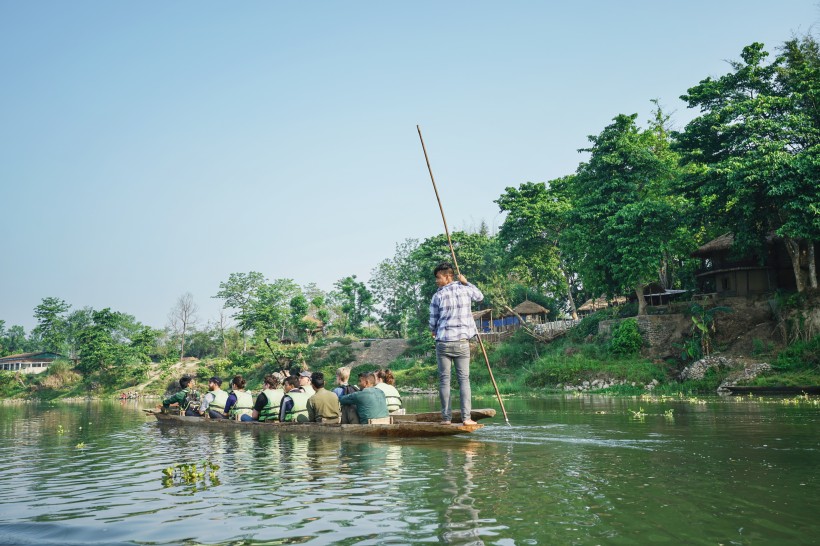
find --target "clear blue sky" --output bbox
[1,1,817,332]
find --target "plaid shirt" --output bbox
[429,281,484,342]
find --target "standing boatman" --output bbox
[429,262,482,425]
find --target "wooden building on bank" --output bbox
[0,352,62,374]
[691,233,809,297]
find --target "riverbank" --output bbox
[3,295,818,401]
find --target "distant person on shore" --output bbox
[298,370,316,397]
[307,372,341,423]
[224,375,254,422]
[158,375,199,416]
[253,374,285,422]
[196,377,228,419]
[375,369,404,415]
[279,376,310,422]
[339,372,389,424]
[429,262,482,425]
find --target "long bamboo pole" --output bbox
[416,125,511,426]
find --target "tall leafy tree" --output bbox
[778,35,820,288]
[564,108,688,315]
[495,178,579,317]
[0,322,33,356]
[214,272,266,334]
[249,278,301,342]
[370,239,422,337]
[331,275,374,336]
[676,41,819,291]
[75,309,155,384]
[32,297,70,353]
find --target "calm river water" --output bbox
[0,395,818,545]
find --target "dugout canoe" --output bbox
[146,410,484,437]
[391,408,496,423]
[721,385,820,395]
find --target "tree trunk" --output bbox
[564,270,579,320]
[809,241,817,290]
[180,325,186,361]
[636,284,647,316]
[784,237,806,292]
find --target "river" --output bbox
[0,394,817,545]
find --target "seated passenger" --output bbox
[332,366,358,398]
[307,372,341,423]
[339,372,389,424]
[279,376,310,423]
[158,375,199,416]
[224,375,254,422]
[375,369,404,414]
[253,374,285,422]
[196,376,227,419]
[298,370,316,397]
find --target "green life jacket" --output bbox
[377,384,403,413]
[210,389,229,413]
[259,389,285,422]
[183,389,200,411]
[284,391,310,423]
[229,390,254,418]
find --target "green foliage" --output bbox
[310,344,356,370]
[685,302,732,359]
[567,310,613,342]
[524,348,664,388]
[774,335,820,372]
[752,338,775,356]
[608,319,643,355]
[563,106,693,314]
[331,275,375,336]
[32,297,71,353]
[494,180,572,303]
[675,39,820,291]
[213,272,266,333]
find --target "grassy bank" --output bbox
[3,324,819,401]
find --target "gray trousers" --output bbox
[435,339,472,421]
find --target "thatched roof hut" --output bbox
[511,300,550,317]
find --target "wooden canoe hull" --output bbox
[722,385,820,395]
[148,411,483,437]
[391,408,496,423]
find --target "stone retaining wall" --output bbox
[599,315,688,357]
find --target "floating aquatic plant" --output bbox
[162,460,220,489]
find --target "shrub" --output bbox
[609,319,643,355]
[774,335,820,372]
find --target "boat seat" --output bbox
[368,416,393,425]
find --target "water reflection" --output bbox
[1,397,818,545]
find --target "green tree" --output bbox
[64,307,93,360]
[564,107,689,315]
[331,275,375,336]
[249,279,300,342]
[370,239,422,337]
[495,178,579,317]
[75,309,155,385]
[32,297,71,353]
[676,41,820,291]
[0,324,32,356]
[213,272,266,339]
